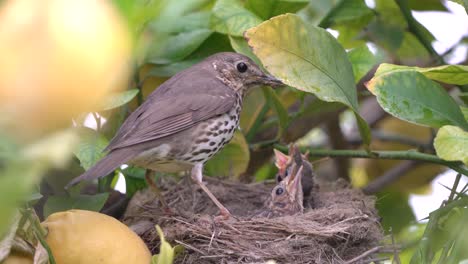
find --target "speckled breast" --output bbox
[130,96,242,172]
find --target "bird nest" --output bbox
[122,177,384,263]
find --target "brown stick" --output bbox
[344,245,384,264]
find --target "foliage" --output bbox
[1,0,468,263]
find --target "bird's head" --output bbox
[267,145,310,216]
[207,52,283,93]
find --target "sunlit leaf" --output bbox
[73,128,109,170]
[396,32,431,63]
[245,0,309,20]
[434,125,468,165]
[367,70,468,130]
[229,36,261,64]
[245,14,371,144]
[375,63,468,85]
[210,0,262,37]
[205,130,250,178]
[152,226,177,264]
[101,89,139,111]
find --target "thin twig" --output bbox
[344,245,384,264]
[363,160,421,194]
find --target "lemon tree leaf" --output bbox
[211,0,262,37]
[319,0,374,28]
[245,0,309,20]
[367,71,468,130]
[43,193,109,218]
[375,63,468,85]
[434,125,468,165]
[461,106,468,121]
[205,130,250,177]
[152,226,175,264]
[101,89,139,111]
[347,44,382,83]
[245,13,371,144]
[73,128,109,170]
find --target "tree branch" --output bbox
[273,145,468,176]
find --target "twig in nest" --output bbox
[175,240,206,255]
[344,245,384,264]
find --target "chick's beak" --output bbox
[285,164,303,200]
[262,73,284,88]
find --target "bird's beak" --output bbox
[262,73,284,88]
[285,164,303,201]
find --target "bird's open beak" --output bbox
[262,73,284,88]
[285,164,303,201]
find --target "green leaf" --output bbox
[319,0,374,28]
[367,70,468,130]
[375,191,415,234]
[101,89,139,111]
[73,128,109,170]
[43,193,109,218]
[147,29,212,64]
[347,44,382,83]
[205,130,250,178]
[262,87,289,135]
[229,36,261,65]
[408,0,448,11]
[210,0,263,37]
[245,0,309,20]
[147,1,214,64]
[434,125,468,165]
[367,18,405,52]
[375,63,468,85]
[121,166,147,197]
[152,225,177,264]
[145,33,233,77]
[245,13,371,144]
[461,106,468,121]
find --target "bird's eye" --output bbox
[275,187,284,196]
[236,62,248,73]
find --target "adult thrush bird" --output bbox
[67,52,283,217]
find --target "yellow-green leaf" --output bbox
[152,226,175,264]
[367,70,468,130]
[100,89,139,111]
[73,128,109,170]
[245,13,370,144]
[375,63,468,85]
[205,130,250,178]
[434,125,468,165]
[210,0,262,37]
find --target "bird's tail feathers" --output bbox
[66,149,135,189]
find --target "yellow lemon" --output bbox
[0,0,131,140]
[42,210,151,264]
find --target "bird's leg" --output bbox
[191,163,231,219]
[144,169,173,215]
